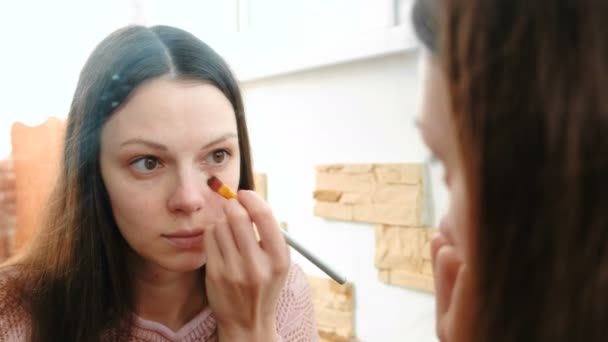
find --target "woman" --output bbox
[0,25,317,341]
[414,0,608,341]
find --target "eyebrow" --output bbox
[200,133,238,150]
[119,132,238,151]
[120,138,167,151]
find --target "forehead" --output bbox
[103,78,237,139]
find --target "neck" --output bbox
[131,258,207,332]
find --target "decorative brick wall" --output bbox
[308,276,358,342]
[375,225,435,292]
[314,163,424,226]
[314,163,435,292]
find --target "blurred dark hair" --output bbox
[412,0,439,53]
[414,0,608,340]
[1,25,254,341]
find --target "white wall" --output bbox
[0,0,133,159]
[242,52,446,342]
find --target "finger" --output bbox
[434,243,461,339]
[236,190,285,258]
[442,264,475,342]
[213,218,241,264]
[431,232,448,271]
[204,224,224,271]
[438,215,456,245]
[223,198,259,259]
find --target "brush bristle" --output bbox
[207,176,223,192]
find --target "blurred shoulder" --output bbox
[283,263,313,296]
[276,263,319,341]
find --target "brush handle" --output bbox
[280,229,347,285]
[207,180,347,284]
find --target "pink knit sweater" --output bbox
[0,264,318,341]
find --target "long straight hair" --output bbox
[1,25,255,341]
[414,0,608,340]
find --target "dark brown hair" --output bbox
[415,0,608,340]
[1,25,254,341]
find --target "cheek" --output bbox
[110,189,158,227]
[105,182,172,260]
[102,171,164,235]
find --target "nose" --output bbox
[167,170,207,215]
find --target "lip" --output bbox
[162,229,205,249]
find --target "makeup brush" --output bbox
[207,176,347,285]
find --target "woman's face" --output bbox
[419,55,478,342]
[418,56,471,262]
[100,78,241,273]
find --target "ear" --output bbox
[432,233,476,342]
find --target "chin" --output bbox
[161,253,207,273]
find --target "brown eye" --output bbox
[214,151,225,163]
[132,156,161,173]
[144,158,158,170]
[207,150,229,166]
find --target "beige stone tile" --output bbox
[314,202,353,221]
